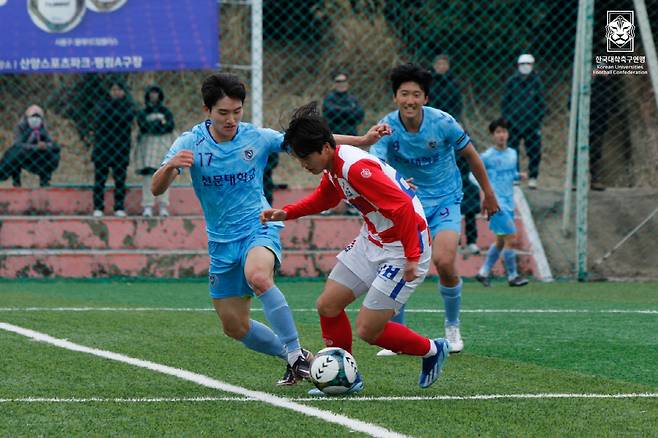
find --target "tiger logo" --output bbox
[606,12,635,52]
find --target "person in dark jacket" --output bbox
[457,155,481,254]
[91,78,135,217]
[134,85,175,216]
[322,72,365,136]
[429,54,463,121]
[502,54,545,189]
[0,105,60,187]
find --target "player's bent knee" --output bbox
[245,271,273,295]
[433,255,455,275]
[316,294,342,317]
[355,322,381,344]
[222,322,249,340]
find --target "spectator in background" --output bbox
[92,78,135,217]
[135,85,175,217]
[457,155,481,255]
[429,54,463,121]
[322,72,365,136]
[502,54,545,189]
[0,105,60,187]
[263,153,279,206]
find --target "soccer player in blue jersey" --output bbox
[151,73,388,385]
[370,64,499,354]
[475,118,529,288]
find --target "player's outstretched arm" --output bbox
[459,143,499,219]
[152,150,193,196]
[260,208,288,223]
[334,123,392,147]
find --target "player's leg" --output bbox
[432,229,464,353]
[500,219,528,287]
[508,125,522,172]
[526,127,542,187]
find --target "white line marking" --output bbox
[515,186,554,282]
[0,307,656,314]
[0,322,407,438]
[2,393,657,404]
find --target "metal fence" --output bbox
[1,0,656,279]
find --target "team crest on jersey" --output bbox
[428,140,438,149]
[393,140,400,152]
[360,168,372,178]
[243,148,254,161]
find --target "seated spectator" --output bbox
[0,105,60,187]
[134,85,175,217]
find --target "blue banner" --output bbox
[0,0,218,74]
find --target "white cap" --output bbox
[518,54,535,64]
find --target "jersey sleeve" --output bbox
[347,159,423,262]
[161,132,193,174]
[444,116,471,152]
[369,135,390,162]
[259,128,285,154]
[282,173,342,219]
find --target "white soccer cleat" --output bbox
[376,349,398,357]
[142,207,153,217]
[159,207,170,217]
[114,210,127,217]
[92,209,103,218]
[445,325,464,353]
[467,243,481,255]
[528,178,537,189]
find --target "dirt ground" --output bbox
[525,187,658,280]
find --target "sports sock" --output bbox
[390,304,406,325]
[502,249,518,280]
[258,286,301,364]
[319,310,353,353]
[372,321,431,356]
[440,278,462,327]
[479,245,501,276]
[240,319,286,358]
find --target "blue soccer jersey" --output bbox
[480,146,519,212]
[163,121,284,242]
[369,107,470,206]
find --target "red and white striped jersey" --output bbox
[283,144,429,261]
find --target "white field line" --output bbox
[0,307,656,314]
[2,393,658,403]
[0,323,407,438]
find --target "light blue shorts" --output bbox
[489,210,517,235]
[424,197,463,237]
[208,224,282,299]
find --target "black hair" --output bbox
[489,117,510,133]
[201,73,246,109]
[390,63,432,96]
[283,102,335,158]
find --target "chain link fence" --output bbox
[1,0,656,279]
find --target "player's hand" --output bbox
[482,191,500,220]
[405,177,417,191]
[361,123,392,146]
[403,260,419,282]
[519,172,528,181]
[167,150,194,169]
[260,208,287,223]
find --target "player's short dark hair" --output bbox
[283,101,336,158]
[489,118,510,133]
[201,73,246,108]
[390,63,432,96]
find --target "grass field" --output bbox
[1,279,657,437]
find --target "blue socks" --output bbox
[240,319,286,359]
[502,249,518,280]
[440,279,462,327]
[391,305,406,324]
[258,286,301,356]
[479,245,501,277]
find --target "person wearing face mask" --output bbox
[0,105,60,187]
[91,78,135,217]
[502,54,545,189]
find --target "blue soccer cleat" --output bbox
[419,339,449,389]
[307,372,364,396]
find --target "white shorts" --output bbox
[328,231,431,311]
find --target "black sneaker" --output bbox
[474,273,491,287]
[277,364,297,386]
[508,276,529,287]
[291,348,313,380]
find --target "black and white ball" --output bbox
[310,347,359,395]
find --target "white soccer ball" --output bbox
[310,347,359,395]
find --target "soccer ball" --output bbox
[310,347,359,395]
